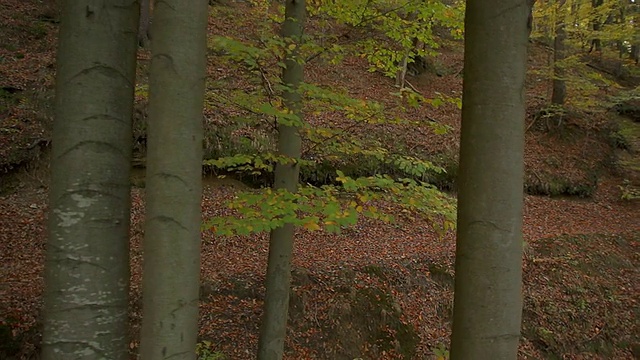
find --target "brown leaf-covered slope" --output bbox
[1,1,639,359]
[1,181,638,359]
[0,0,56,171]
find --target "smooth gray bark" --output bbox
[257,0,305,359]
[138,0,152,47]
[449,1,528,359]
[138,0,208,359]
[42,1,139,359]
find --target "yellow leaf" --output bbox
[304,222,321,231]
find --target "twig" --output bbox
[258,66,275,97]
[403,79,421,94]
[586,62,615,76]
[525,117,537,133]
[531,170,543,185]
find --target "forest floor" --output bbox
[1,0,640,359]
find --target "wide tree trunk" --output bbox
[138,0,208,358]
[449,0,528,359]
[257,0,305,359]
[42,1,139,359]
[552,0,567,106]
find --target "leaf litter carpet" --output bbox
[1,178,638,359]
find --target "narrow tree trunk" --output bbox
[449,0,528,359]
[42,1,139,359]
[632,44,640,64]
[138,0,152,47]
[633,4,640,64]
[139,0,208,358]
[590,0,603,52]
[257,0,305,359]
[552,0,567,106]
[527,0,537,35]
[396,54,409,88]
[570,0,581,26]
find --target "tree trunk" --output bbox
[590,0,603,52]
[570,0,581,26]
[257,0,305,359]
[42,1,138,359]
[138,0,152,47]
[552,0,567,106]
[632,44,640,64]
[449,0,528,359]
[528,0,537,35]
[396,54,409,88]
[633,4,640,64]
[138,0,208,358]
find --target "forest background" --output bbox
[0,0,639,358]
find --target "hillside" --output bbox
[1,0,639,359]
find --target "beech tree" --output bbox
[257,0,305,359]
[42,1,138,359]
[529,0,639,110]
[590,0,604,52]
[138,0,153,47]
[138,0,209,358]
[202,2,456,354]
[553,0,568,106]
[449,0,529,358]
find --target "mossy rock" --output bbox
[325,283,418,359]
[612,117,640,185]
[361,265,387,280]
[615,117,640,150]
[0,323,20,357]
[428,263,454,288]
[525,172,598,198]
[613,99,640,122]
